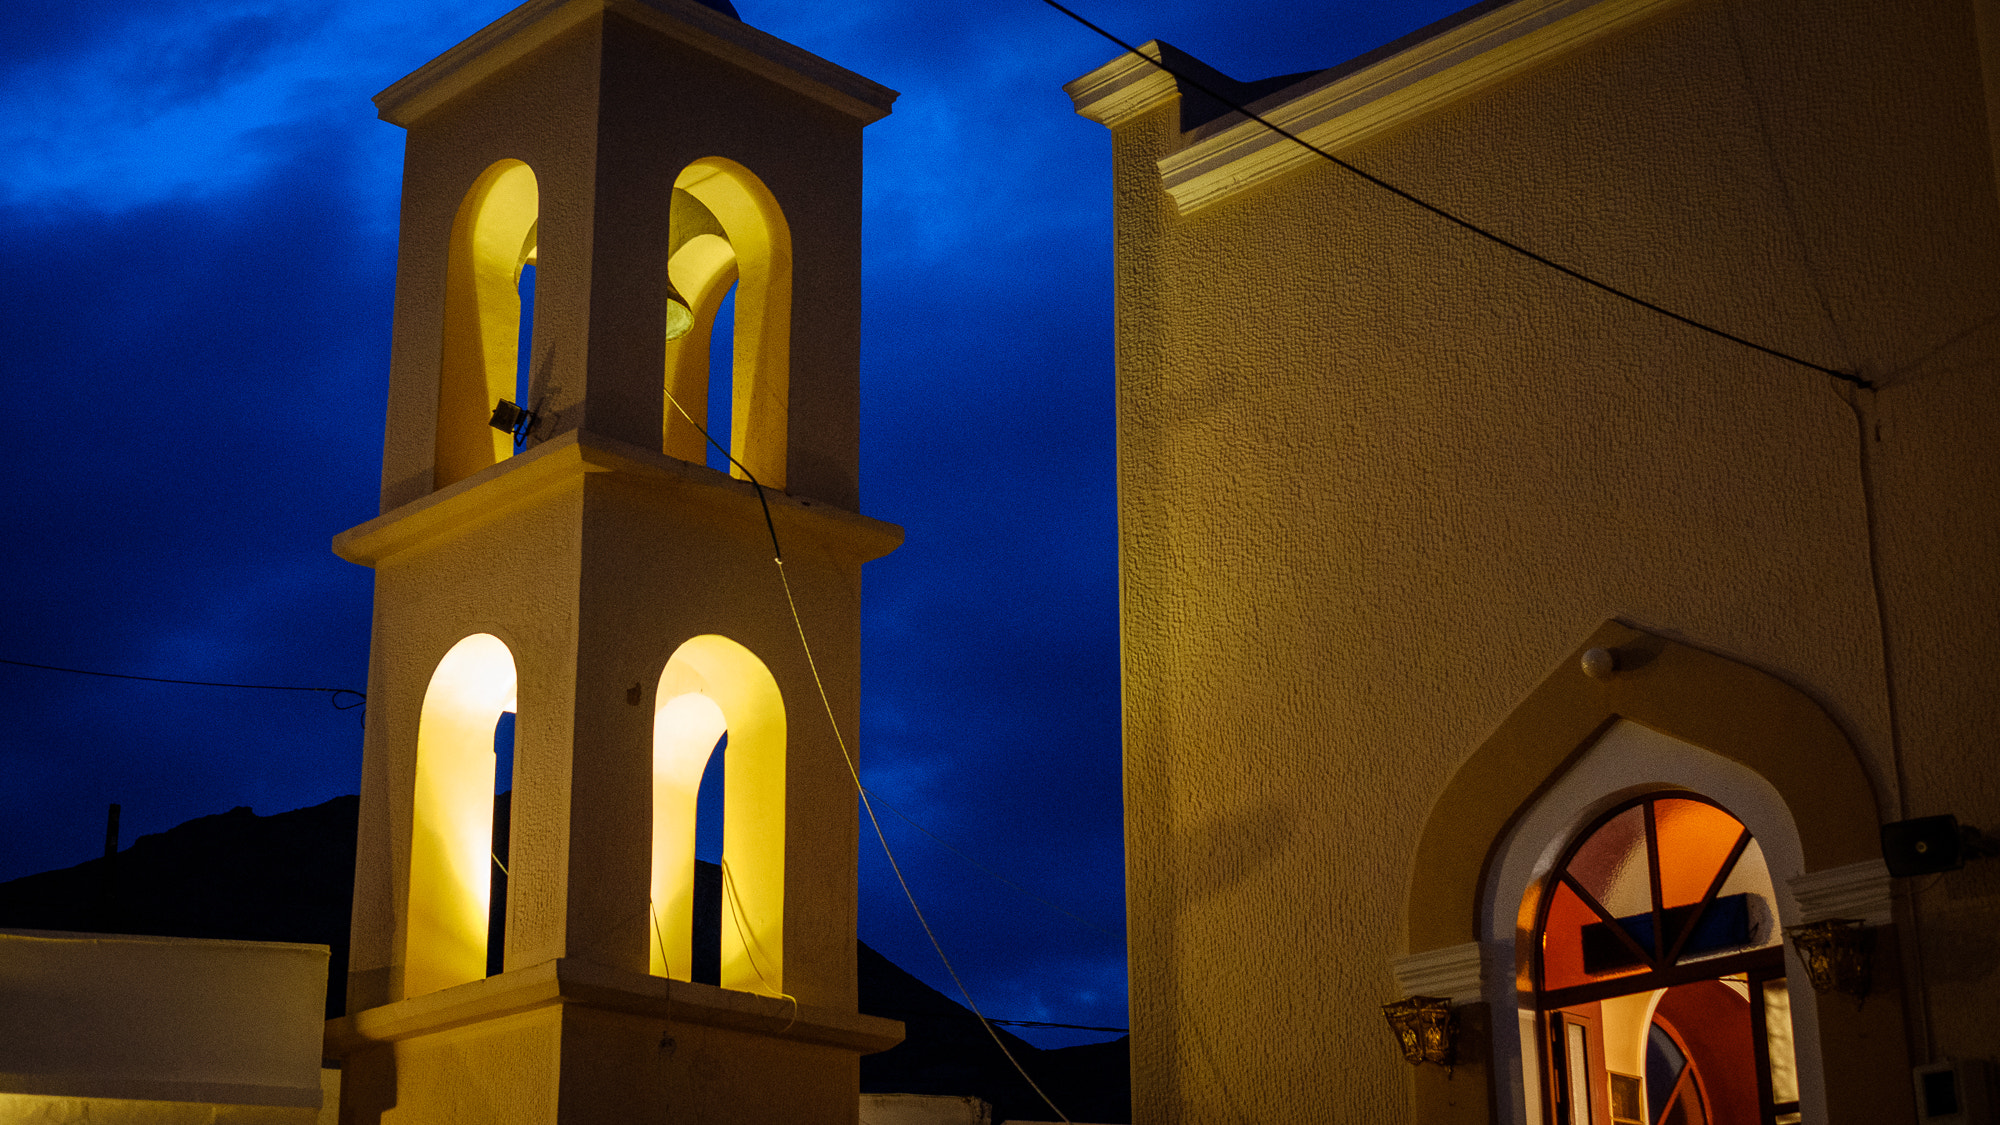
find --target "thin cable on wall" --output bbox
[663,391,1075,1125]
[0,656,365,709]
[720,855,801,1031]
[1038,0,1870,390]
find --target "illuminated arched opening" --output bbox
[1527,793,1797,1125]
[663,158,791,489]
[406,633,517,998]
[438,159,538,490]
[650,635,785,994]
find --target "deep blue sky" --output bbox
[0,0,1460,1046]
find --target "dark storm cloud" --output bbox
[0,0,161,71]
[1,117,388,876]
[140,12,329,103]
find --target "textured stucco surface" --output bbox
[1100,0,2000,1119]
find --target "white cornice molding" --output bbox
[1064,40,1185,128]
[1157,0,1690,214]
[1393,941,1485,1004]
[1787,860,1893,928]
[375,0,897,127]
[333,429,903,568]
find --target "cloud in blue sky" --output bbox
[0,0,1465,1047]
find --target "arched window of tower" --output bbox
[436,159,538,490]
[406,633,518,999]
[650,635,786,995]
[662,159,791,490]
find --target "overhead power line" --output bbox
[869,786,1122,942]
[665,391,1076,1123]
[0,657,364,708]
[1038,0,1869,389]
[989,1018,1130,1033]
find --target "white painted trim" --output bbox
[1788,859,1894,927]
[1155,0,1691,213]
[1477,720,1828,1125]
[1063,40,1182,128]
[374,0,897,127]
[1393,941,1485,1004]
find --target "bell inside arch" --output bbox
[666,188,728,341]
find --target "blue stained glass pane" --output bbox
[1646,1023,1685,1124]
[1581,894,1754,974]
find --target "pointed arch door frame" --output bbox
[1486,720,1819,1125]
[1397,620,1911,1125]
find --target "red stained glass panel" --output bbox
[1654,799,1745,909]
[1543,879,1648,992]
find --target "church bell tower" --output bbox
[324,0,904,1119]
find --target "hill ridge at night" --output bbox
[0,796,1128,1124]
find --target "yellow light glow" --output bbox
[0,1093,320,1125]
[650,691,727,981]
[650,635,785,994]
[406,633,517,998]
[666,159,792,489]
[438,159,538,489]
[662,232,741,462]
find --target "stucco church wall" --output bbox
[1107,0,2000,1119]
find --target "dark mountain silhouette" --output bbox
[0,797,360,1014]
[858,939,1132,1123]
[0,796,1128,1124]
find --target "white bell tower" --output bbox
[323,1,905,1119]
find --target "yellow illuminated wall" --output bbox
[437,159,538,490]
[404,633,517,998]
[649,634,786,995]
[663,158,793,489]
[1066,0,2000,1120]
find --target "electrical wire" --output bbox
[719,855,801,1031]
[651,899,673,975]
[988,1018,1130,1033]
[867,786,1121,942]
[776,560,1070,1122]
[1036,0,1870,390]
[664,391,1073,1124]
[0,656,364,708]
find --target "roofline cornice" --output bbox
[375,0,897,128]
[1066,0,1690,213]
[1063,39,1182,128]
[1161,0,1690,212]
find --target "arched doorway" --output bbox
[1399,622,1914,1125]
[1532,792,1799,1125]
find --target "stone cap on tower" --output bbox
[375,0,898,127]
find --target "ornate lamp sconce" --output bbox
[1382,996,1456,1072]
[1786,919,1874,1004]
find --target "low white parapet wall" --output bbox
[861,1093,993,1125]
[0,928,330,1124]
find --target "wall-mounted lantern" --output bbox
[489,399,537,448]
[1382,996,1456,1071]
[1786,918,1873,1003]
